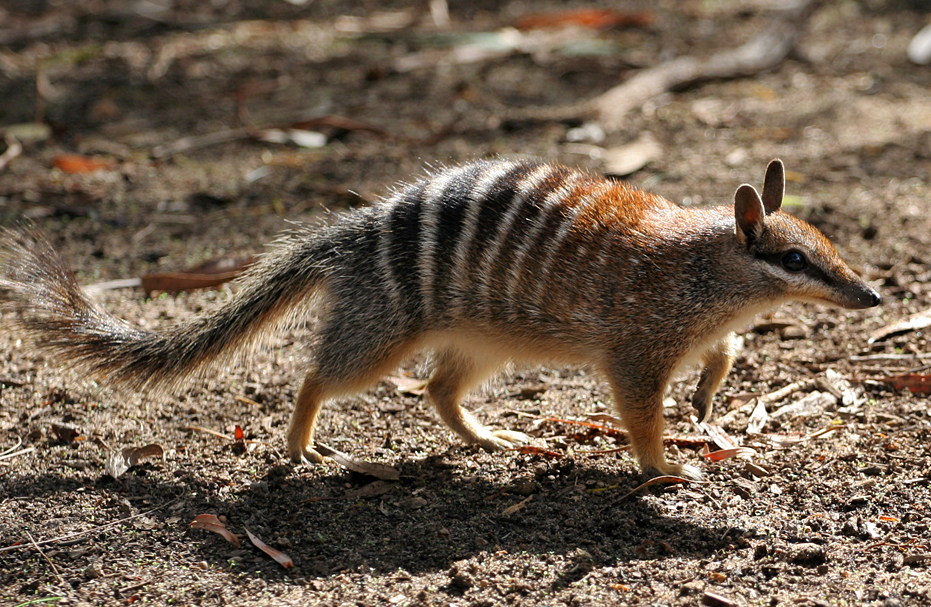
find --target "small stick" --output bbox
[0,437,23,457]
[24,529,67,586]
[182,425,233,441]
[0,447,35,462]
[850,353,931,362]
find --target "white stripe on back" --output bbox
[504,172,583,319]
[419,166,467,317]
[447,161,518,315]
[475,164,555,311]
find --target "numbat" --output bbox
[0,159,879,479]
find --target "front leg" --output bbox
[607,368,701,480]
[691,333,738,423]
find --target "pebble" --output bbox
[788,542,827,566]
[908,24,931,65]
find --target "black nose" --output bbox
[865,288,881,307]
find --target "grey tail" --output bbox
[0,224,328,393]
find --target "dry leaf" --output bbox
[51,422,82,443]
[586,413,625,426]
[868,308,931,343]
[502,495,532,516]
[515,445,563,459]
[189,514,241,547]
[348,480,396,499]
[881,374,931,394]
[693,419,739,450]
[769,391,837,419]
[514,9,654,30]
[603,133,661,176]
[244,527,294,568]
[315,442,400,481]
[385,375,427,396]
[746,399,768,434]
[703,447,757,462]
[140,256,254,295]
[818,369,863,407]
[52,154,112,173]
[751,319,800,334]
[105,443,164,479]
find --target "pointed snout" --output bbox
[837,282,881,310]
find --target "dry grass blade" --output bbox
[244,527,294,568]
[315,442,400,481]
[189,514,241,547]
[514,445,563,459]
[183,425,233,441]
[105,443,164,479]
[508,410,627,437]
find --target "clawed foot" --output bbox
[472,429,531,451]
[643,461,703,481]
[288,443,325,465]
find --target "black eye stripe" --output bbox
[754,250,837,285]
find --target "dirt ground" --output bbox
[1,1,930,606]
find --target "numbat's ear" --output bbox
[735,184,766,244]
[761,158,785,214]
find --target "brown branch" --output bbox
[593,1,820,130]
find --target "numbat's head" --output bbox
[732,159,880,311]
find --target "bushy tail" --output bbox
[0,225,328,393]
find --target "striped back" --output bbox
[369,159,630,328]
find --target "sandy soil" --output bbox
[1,1,929,606]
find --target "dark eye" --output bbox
[781,251,807,272]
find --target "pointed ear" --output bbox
[761,158,784,214]
[735,184,765,244]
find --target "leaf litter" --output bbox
[105,444,164,479]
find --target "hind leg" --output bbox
[427,347,529,451]
[287,318,417,464]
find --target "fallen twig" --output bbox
[151,114,391,159]
[593,1,820,130]
[850,353,931,362]
[24,529,66,586]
